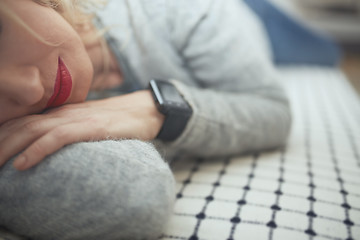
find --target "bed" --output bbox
[160,0,359,238]
[161,65,360,240]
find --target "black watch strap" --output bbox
[157,109,190,141]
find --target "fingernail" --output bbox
[13,156,27,170]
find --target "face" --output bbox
[0,0,94,125]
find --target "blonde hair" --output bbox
[0,0,106,45]
[33,0,106,33]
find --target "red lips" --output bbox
[46,58,72,108]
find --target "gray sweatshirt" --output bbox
[96,0,291,159]
[0,1,291,240]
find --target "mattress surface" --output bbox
[162,67,360,240]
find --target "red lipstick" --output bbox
[46,58,72,108]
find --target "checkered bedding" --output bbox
[161,66,360,240]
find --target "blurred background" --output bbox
[269,0,360,94]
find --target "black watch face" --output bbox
[150,79,192,114]
[158,82,185,104]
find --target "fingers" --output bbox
[0,103,106,170]
[12,125,70,170]
[0,116,68,168]
[0,114,41,142]
[13,122,101,171]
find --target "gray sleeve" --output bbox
[158,0,291,157]
[0,140,175,240]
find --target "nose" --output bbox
[0,65,45,106]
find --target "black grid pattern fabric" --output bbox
[161,67,360,240]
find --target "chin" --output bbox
[70,66,93,104]
[72,82,92,103]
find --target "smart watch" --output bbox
[149,79,193,141]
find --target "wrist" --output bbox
[133,90,165,140]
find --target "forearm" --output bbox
[0,90,165,171]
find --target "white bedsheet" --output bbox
[162,66,360,240]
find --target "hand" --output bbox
[0,90,164,171]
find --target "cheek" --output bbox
[51,22,94,103]
[62,39,94,103]
[72,59,94,103]
[0,24,54,65]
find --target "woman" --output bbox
[0,0,291,239]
